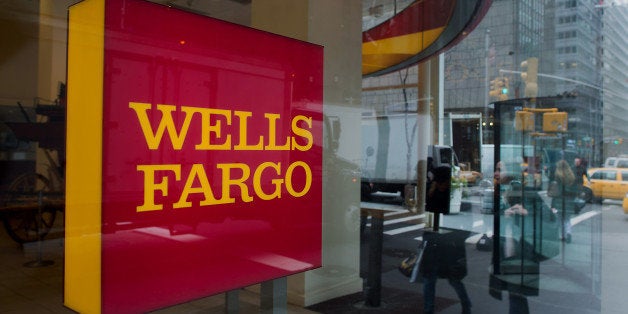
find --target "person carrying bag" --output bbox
[419,231,472,314]
[549,159,579,243]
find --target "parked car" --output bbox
[582,168,628,202]
[604,157,628,168]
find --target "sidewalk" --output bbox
[307,228,493,313]
[1,201,607,313]
[306,205,605,314]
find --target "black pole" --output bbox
[493,102,502,274]
[365,210,384,307]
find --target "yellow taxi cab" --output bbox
[457,162,483,185]
[583,168,628,202]
[460,170,483,185]
[623,193,628,214]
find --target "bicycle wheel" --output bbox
[1,173,57,243]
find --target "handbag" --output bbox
[476,233,493,252]
[398,241,426,283]
[398,254,417,278]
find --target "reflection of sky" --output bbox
[362,0,415,31]
[601,0,628,5]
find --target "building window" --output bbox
[558,30,578,39]
[558,15,577,24]
[565,0,578,8]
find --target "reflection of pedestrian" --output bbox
[496,160,526,255]
[572,157,589,208]
[573,157,587,185]
[494,161,515,186]
[498,185,532,314]
[492,179,560,314]
[420,231,472,314]
[500,181,528,258]
[551,159,578,242]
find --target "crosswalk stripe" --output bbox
[365,213,424,227]
[384,210,410,217]
[385,223,425,235]
[384,213,425,225]
[571,210,600,225]
[361,201,407,212]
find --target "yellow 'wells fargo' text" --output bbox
[129,102,315,212]
[129,102,313,151]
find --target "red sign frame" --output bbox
[66,0,323,313]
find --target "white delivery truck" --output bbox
[361,113,457,200]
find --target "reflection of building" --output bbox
[601,4,628,156]
[444,0,604,164]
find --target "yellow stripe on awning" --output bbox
[362,27,444,74]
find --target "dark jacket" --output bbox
[420,231,468,280]
[550,179,578,213]
[573,164,588,185]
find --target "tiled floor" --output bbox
[5,202,628,313]
[0,216,70,313]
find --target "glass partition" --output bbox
[491,99,601,311]
[2,0,626,313]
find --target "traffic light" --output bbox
[515,111,534,131]
[499,77,509,101]
[516,107,568,133]
[521,57,538,98]
[489,77,509,100]
[542,111,568,132]
[489,78,500,98]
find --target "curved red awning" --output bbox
[362,0,492,77]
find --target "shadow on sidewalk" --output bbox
[306,286,458,313]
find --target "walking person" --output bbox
[549,159,578,243]
[573,157,588,185]
[420,231,472,314]
[422,166,472,313]
[573,157,590,204]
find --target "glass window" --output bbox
[603,170,618,180]
[591,171,600,179]
[2,0,628,313]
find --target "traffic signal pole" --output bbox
[498,69,604,92]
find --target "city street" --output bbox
[348,188,628,314]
